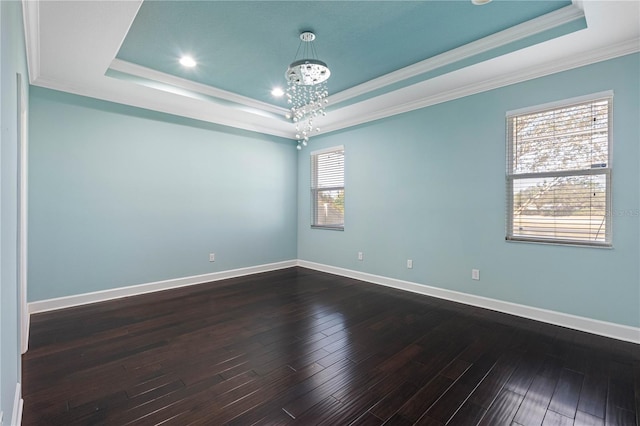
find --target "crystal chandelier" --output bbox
[284,32,330,150]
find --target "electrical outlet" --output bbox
[209,253,215,262]
[407,259,413,269]
[472,269,480,280]
[357,251,363,261]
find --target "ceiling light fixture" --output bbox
[179,55,197,68]
[271,87,284,97]
[284,31,330,150]
[471,0,492,5]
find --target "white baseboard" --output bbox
[28,260,297,314]
[11,383,22,426]
[297,260,640,344]
[25,259,639,344]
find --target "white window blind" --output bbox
[311,147,344,230]
[506,95,612,247]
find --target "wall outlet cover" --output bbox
[472,269,480,280]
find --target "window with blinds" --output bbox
[311,146,344,230]
[506,94,612,247]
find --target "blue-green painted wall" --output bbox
[28,87,298,301]
[298,53,640,328]
[26,53,639,330]
[1,0,28,419]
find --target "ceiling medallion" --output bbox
[284,31,330,150]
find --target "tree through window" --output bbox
[506,93,612,246]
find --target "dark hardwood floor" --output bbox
[22,267,639,425]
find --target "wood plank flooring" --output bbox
[22,267,640,425]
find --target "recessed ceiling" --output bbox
[115,1,574,106]
[22,1,640,141]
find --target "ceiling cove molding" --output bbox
[109,58,288,116]
[109,3,584,120]
[22,0,40,84]
[328,4,585,107]
[320,38,640,135]
[33,74,295,140]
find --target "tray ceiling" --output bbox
[23,1,640,141]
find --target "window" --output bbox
[311,146,344,230]
[506,93,612,247]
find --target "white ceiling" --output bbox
[22,1,640,141]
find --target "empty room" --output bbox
[0,0,639,425]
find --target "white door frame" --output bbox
[17,73,29,354]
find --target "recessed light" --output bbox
[271,87,284,97]
[179,56,197,68]
[471,0,491,4]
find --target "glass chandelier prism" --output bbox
[284,32,330,150]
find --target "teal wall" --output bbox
[1,0,28,419]
[298,53,640,328]
[25,50,639,332]
[28,87,298,301]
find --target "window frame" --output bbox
[505,92,613,248]
[310,146,345,231]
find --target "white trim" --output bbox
[30,74,296,141]
[108,5,584,114]
[22,313,30,356]
[310,145,345,156]
[28,260,296,314]
[26,260,639,344]
[320,39,640,134]
[329,5,585,107]
[21,0,40,84]
[22,0,640,143]
[320,39,639,136]
[297,260,640,344]
[506,90,614,116]
[11,383,23,426]
[107,5,583,116]
[17,73,29,355]
[108,59,288,116]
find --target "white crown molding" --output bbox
[109,58,288,116]
[109,4,585,115]
[297,260,640,344]
[31,74,296,140]
[320,38,640,135]
[21,0,40,84]
[21,0,640,144]
[328,4,585,107]
[28,260,297,314]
